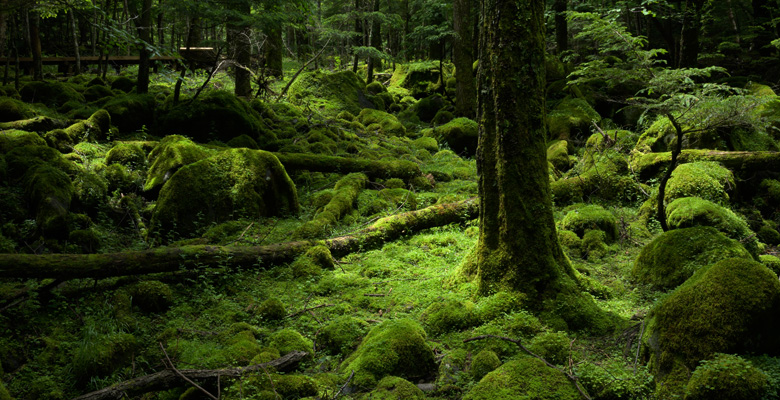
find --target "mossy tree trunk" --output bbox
[366,0,381,84]
[462,0,586,316]
[134,0,153,93]
[30,11,42,81]
[227,0,252,96]
[452,0,475,118]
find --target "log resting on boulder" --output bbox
[630,150,780,181]
[0,199,478,279]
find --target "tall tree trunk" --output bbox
[678,0,703,68]
[453,0,475,118]
[366,0,381,83]
[264,25,284,78]
[227,0,252,96]
[29,11,42,80]
[0,0,7,71]
[352,0,362,73]
[554,0,568,53]
[134,0,153,93]
[455,0,606,332]
[68,10,81,75]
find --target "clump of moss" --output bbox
[547,140,572,173]
[102,94,155,133]
[150,148,299,240]
[290,245,335,277]
[582,229,610,260]
[413,136,438,153]
[105,142,146,169]
[341,318,436,388]
[558,229,582,258]
[129,280,174,312]
[421,117,477,156]
[643,258,780,379]
[470,350,501,381]
[632,226,752,290]
[389,61,447,98]
[82,84,113,102]
[358,109,407,136]
[267,328,313,356]
[256,298,286,321]
[760,254,780,276]
[407,94,445,123]
[318,316,369,356]
[475,291,525,323]
[293,173,366,239]
[665,161,735,205]
[159,90,263,143]
[226,134,259,149]
[547,97,600,141]
[368,376,425,399]
[684,353,769,400]
[419,298,477,335]
[71,332,136,384]
[68,228,101,253]
[288,70,378,115]
[0,130,46,153]
[463,357,581,400]
[23,163,74,238]
[666,197,759,257]
[0,97,34,122]
[110,76,136,93]
[560,204,618,242]
[144,135,213,193]
[528,331,571,366]
[19,80,85,109]
[576,359,654,399]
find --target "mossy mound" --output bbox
[341,318,436,388]
[82,85,113,102]
[288,70,377,115]
[44,110,111,152]
[159,90,262,142]
[632,226,752,290]
[0,96,34,122]
[23,163,74,238]
[666,197,759,257]
[143,135,213,193]
[256,298,286,321]
[547,97,600,141]
[422,117,477,156]
[103,94,155,133]
[368,376,425,400]
[419,298,477,336]
[357,109,406,136]
[665,161,735,205]
[226,134,259,149]
[110,76,136,93]
[389,61,447,98]
[290,245,335,277]
[760,254,780,276]
[560,204,618,242]
[409,94,445,122]
[19,80,85,109]
[463,357,581,400]
[293,173,366,239]
[643,258,780,379]
[71,332,136,385]
[582,229,610,260]
[547,139,572,173]
[0,130,46,153]
[470,349,501,381]
[684,353,769,400]
[635,115,726,153]
[318,316,369,356]
[267,328,313,356]
[150,148,299,240]
[129,280,174,313]
[527,331,571,366]
[105,142,146,169]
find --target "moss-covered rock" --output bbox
[71,332,136,384]
[527,331,571,366]
[642,258,780,380]
[256,298,286,321]
[463,357,581,400]
[267,328,313,356]
[144,135,213,193]
[159,91,263,142]
[389,61,447,98]
[760,254,780,276]
[19,80,85,109]
[103,94,155,133]
[368,376,425,399]
[635,115,724,153]
[226,134,259,149]
[547,140,572,173]
[665,161,735,205]
[684,353,769,400]
[129,280,174,312]
[82,84,113,102]
[422,117,478,156]
[290,245,335,277]
[357,109,406,136]
[558,229,582,258]
[110,76,136,93]
[419,298,477,335]
[23,163,74,238]
[341,318,435,388]
[666,197,759,257]
[0,130,46,153]
[318,316,369,356]
[547,97,600,141]
[470,349,501,381]
[288,70,378,115]
[150,148,299,240]
[560,204,618,242]
[409,94,445,123]
[293,173,366,239]
[105,142,146,169]
[632,226,752,290]
[43,110,111,152]
[0,96,34,122]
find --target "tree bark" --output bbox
[678,0,703,68]
[72,351,309,400]
[0,199,477,279]
[227,0,252,96]
[264,22,284,78]
[554,0,568,53]
[366,0,381,84]
[352,0,363,73]
[68,10,81,75]
[273,152,422,180]
[29,11,42,80]
[452,0,475,118]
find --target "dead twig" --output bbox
[159,342,219,400]
[333,370,355,400]
[463,334,591,400]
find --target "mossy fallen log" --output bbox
[0,199,477,279]
[0,116,68,132]
[72,350,308,400]
[630,150,780,181]
[273,152,423,180]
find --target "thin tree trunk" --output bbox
[29,11,42,80]
[366,0,381,83]
[554,0,568,53]
[69,11,81,74]
[135,0,153,93]
[352,0,362,73]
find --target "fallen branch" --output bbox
[463,334,591,400]
[276,36,333,101]
[72,351,308,400]
[0,199,478,280]
[160,343,218,400]
[333,370,355,400]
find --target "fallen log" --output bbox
[0,199,478,279]
[630,150,780,181]
[274,152,423,180]
[72,350,308,400]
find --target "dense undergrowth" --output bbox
[1,55,780,400]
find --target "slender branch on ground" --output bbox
[160,343,218,400]
[333,370,355,400]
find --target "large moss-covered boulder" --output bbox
[318,316,369,356]
[409,94,445,123]
[159,91,262,142]
[143,135,214,193]
[24,163,74,238]
[102,94,155,133]
[19,80,85,109]
[642,258,780,380]
[560,203,618,242]
[82,84,113,102]
[105,142,146,169]
[422,117,478,156]
[72,332,136,385]
[389,61,448,98]
[684,353,769,400]
[0,96,34,122]
[368,376,425,400]
[44,109,111,151]
[632,226,752,290]
[288,70,378,115]
[665,161,735,205]
[666,197,759,257]
[0,130,46,153]
[341,318,436,388]
[357,109,406,137]
[463,357,581,400]
[150,148,299,239]
[547,97,600,140]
